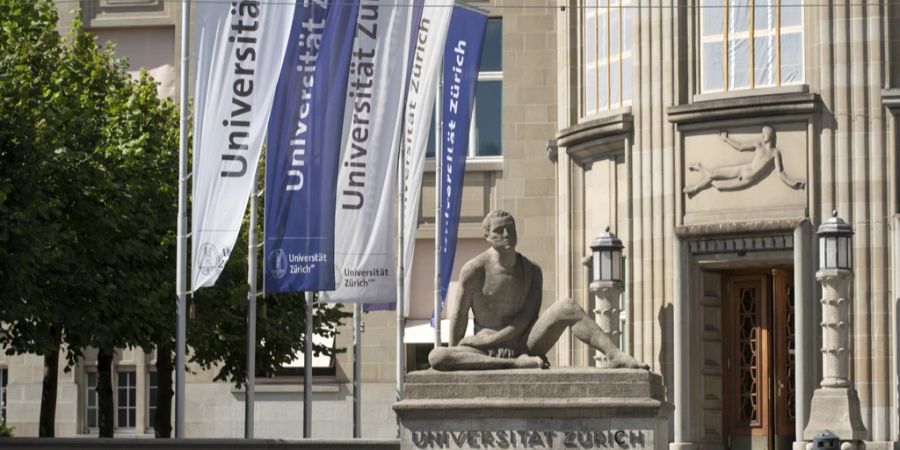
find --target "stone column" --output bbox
[819,269,852,388]
[793,221,815,450]
[803,268,868,447]
[590,279,623,365]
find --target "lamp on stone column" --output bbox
[589,227,624,363]
[591,226,623,283]
[803,211,867,448]
[818,210,853,270]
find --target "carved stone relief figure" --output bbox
[683,126,806,198]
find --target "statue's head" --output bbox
[482,210,517,254]
[762,126,776,144]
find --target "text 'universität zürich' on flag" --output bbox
[320,1,413,304]
[264,1,360,293]
[438,6,488,306]
[191,0,294,290]
[401,1,454,314]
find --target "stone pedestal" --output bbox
[394,368,671,450]
[800,269,868,448]
[802,388,867,441]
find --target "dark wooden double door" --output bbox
[724,270,796,450]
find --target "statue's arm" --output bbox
[774,149,806,189]
[719,130,756,151]
[449,262,477,346]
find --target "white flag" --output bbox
[401,2,453,314]
[320,2,412,304]
[191,0,294,290]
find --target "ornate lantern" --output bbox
[817,211,853,270]
[590,226,623,283]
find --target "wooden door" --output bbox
[723,270,796,450]
[725,274,772,446]
[772,270,796,450]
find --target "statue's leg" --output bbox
[526,298,648,369]
[428,346,543,371]
[683,176,712,197]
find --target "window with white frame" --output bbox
[85,371,98,430]
[147,371,157,430]
[427,18,502,158]
[582,0,633,116]
[700,0,803,93]
[0,367,7,420]
[116,371,136,429]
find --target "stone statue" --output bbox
[683,126,806,198]
[428,210,648,371]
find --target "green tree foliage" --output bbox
[189,190,351,386]
[0,0,179,436]
[0,0,351,436]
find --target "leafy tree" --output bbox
[1,0,351,438]
[0,1,178,437]
[188,187,351,386]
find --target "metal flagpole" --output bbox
[303,291,313,438]
[175,0,190,439]
[396,126,406,433]
[353,303,362,438]
[433,77,443,349]
[245,171,259,438]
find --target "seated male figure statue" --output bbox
[429,210,648,371]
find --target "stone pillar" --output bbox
[590,279,623,364]
[803,268,868,447]
[818,269,852,388]
[793,221,816,450]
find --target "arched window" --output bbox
[582,0,633,116]
[700,0,803,93]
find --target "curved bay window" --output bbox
[700,0,803,93]
[582,0,633,116]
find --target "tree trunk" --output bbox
[154,340,174,438]
[38,342,60,437]
[96,348,114,438]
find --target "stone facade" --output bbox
[555,2,900,450]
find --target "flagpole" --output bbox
[245,170,258,439]
[352,303,362,438]
[304,290,313,438]
[396,118,406,432]
[175,0,190,439]
[433,75,443,350]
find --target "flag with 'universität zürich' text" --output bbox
[264,1,360,293]
[192,0,294,290]
[438,6,488,306]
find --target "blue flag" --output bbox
[265,1,360,293]
[439,6,488,304]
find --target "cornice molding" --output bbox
[668,92,820,125]
[557,110,632,166]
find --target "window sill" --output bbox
[692,84,808,103]
[424,156,503,173]
[557,108,633,166]
[668,89,819,126]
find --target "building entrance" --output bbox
[723,269,795,450]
